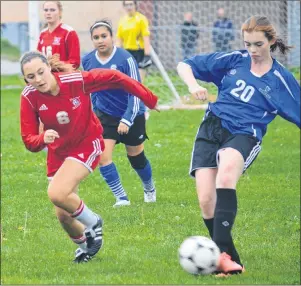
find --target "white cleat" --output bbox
[144,190,156,203]
[113,199,131,208]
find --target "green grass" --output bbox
[1,85,300,284]
[1,38,21,61]
[1,75,25,88]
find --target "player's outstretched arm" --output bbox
[81,69,158,109]
[177,62,208,101]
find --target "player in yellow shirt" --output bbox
[116,0,152,83]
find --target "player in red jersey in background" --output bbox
[37,1,80,70]
[19,51,158,263]
[37,1,81,135]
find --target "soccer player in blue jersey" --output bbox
[82,20,156,207]
[177,15,300,276]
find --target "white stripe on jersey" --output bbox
[59,72,83,83]
[60,78,83,83]
[127,57,140,121]
[273,70,295,99]
[22,86,36,97]
[216,50,248,60]
[59,72,82,79]
[61,23,74,32]
[251,124,257,138]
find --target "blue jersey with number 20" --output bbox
[184,50,300,141]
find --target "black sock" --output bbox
[229,239,242,265]
[213,188,237,254]
[203,218,214,239]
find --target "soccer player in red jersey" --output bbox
[19,51,158,263]
[37,1,80,69]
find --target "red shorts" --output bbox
[47,137,104,178]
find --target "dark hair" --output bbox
[89,19,113,36]
[241,15,293,55]
[123,0,137,9]
[20,51,74,74]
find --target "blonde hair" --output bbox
[43,1,63,19]
[241,15,293,55]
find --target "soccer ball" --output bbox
[178,236,220,275]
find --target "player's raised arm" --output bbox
[81,69,158,109]
[20,95,46,152]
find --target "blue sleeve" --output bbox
[82,56,88,71]
[120,56,142,127]
[183,51,244,87]
[276,71,300,128]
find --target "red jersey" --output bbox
[20,69,158,154]
[37,23,80,69]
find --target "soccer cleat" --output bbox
[73,248,92,263]
[113,199,131,208]
[144,189,156,203]
[84,216,103,257]
[215,252,244,276]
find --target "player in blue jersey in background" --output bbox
[82,19,156,207]
[177,15,300,276]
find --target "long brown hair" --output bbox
[241,15,293,55]
[20,51,74,75]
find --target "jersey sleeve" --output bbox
[276,72,300,128]
[183,51,244,86]
[20,95,46,152]
[65,31,81,69]
[141,16,150,37]
[81,69,158,109]
[120,57,142,127]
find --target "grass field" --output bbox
[1,76,300,285]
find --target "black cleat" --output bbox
[85,216,103,257]
[73,248,92,263]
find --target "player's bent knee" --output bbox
[127,150,147,169]
[216,172,237,188]
[48,187,70,206]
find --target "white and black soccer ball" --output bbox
[178,236,220,275]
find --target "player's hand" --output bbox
[117,122,130,135]
[48,53,60,61]
[138,55,152,69]
[154,104,160,112]
[48,54,62,71]
[188,84,208,101]
[44,129,60,144]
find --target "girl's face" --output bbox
[43,2,61,25]
[243,30,275,61]
[23,58,53,93]
[91,26,113,55]
[124,1,136,16]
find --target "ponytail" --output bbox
[270,38,294,55]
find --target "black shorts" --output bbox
[126,49,144,66]
[190,112,262,177]
[95,110,148,146]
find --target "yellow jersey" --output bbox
[117,12,150,50]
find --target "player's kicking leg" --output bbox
[48,159,103,263]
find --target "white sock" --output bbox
[70,234,87,251]
[71,200,97,229]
